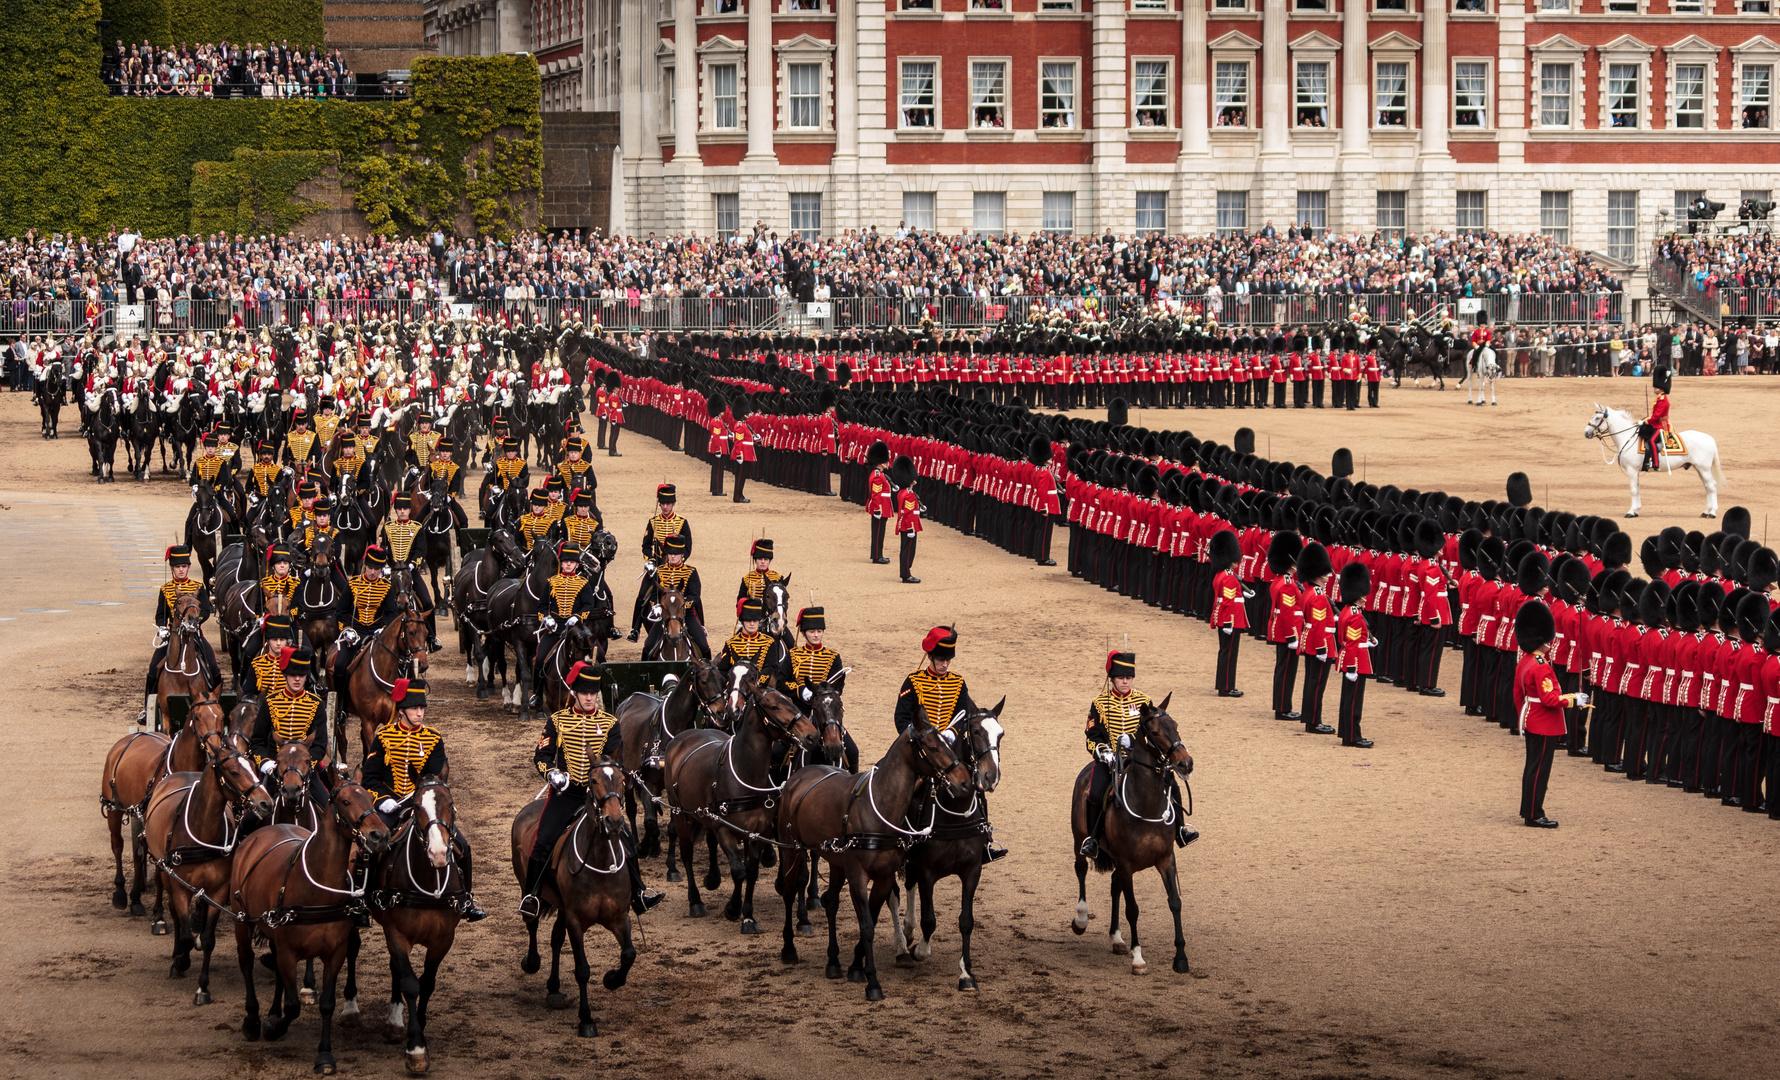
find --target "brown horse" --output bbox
[645,587,695,662]
[230,779,391,1074]
[338,600,431,764]
[141,728,273,1003]
[894,700,1006,990]
[615,655,729,866]
[367,774,466,1073]
[100,729,172,918]
[1069,694,1195,976]
[539,618,602,716]
[663,668,818,930]
[508,761,637,1038]
[773,709,973,1000]
[158,593,216,722]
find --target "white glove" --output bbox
[155,626,170,644]
[1345,670,1358,683]
[547,769,570,793]
[1118,733,1132,750]
[800,686,813,702]
[541,615,557,630]
[259,759,276,775]
[1574,691,1591,707]
[1096,746,1114,765]
[1242,588,1255,600]
[1219,625,1232,636]
[649,604,662,620]
[378,798,398,813]
[566,616,579,626]
[644,561,656,574]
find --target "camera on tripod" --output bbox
[1742,198,1775,221]
[1689,197,1727,234]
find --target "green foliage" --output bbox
[101,0,171,47]
[190,148,336,234]
[169,0,324,47]
[0,3,541,241]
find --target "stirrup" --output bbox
[1078,836,1099,858]
[518,893,542,919]
[984,842,1009,863]
[632,888,664,915]
[1176,824,1200,848]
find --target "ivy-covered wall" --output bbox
[190,149,337,235]
[0,1,541,239]
[101,0,324,48]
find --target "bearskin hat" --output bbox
[1268,530,1304,575]
[1514,600,1556,653]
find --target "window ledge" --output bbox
[696,13,747,22]
[963,8,1016,16]
[1209,127,1258,139]
[1450,11,1496,19]
[1528,127,1780,139]
[1129,126,1181,140]
[1127,10,1183,18]
[776,11,835,19]
[1372,126,1419,135]
[894,128,946,140]
[964,128,1017,139]
[1447,128,1497,140]
[1035,9,1087,17]
[892,10,943,17]
[1206,10,1262,17]
[698,131,750,143]
[1036,129,1085,140]
[1370,10,1418,18]
[1291,127,1340,138]
[775,131,836,142]
[1290,10,1340,17]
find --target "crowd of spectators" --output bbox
[0,222,1632,333]
[103,40,359,99]
[1655,230,1780,296]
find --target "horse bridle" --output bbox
[370,605,429,680]
[330,782,385,851]
[1134,712,1188,776]
[908,722,966,782]
[200,728,269,805]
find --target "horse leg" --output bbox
[1124,876,1146,975]
[957,865,982,990]
[264,951,300,1042]
[1108,871,1127,953]
[520,911,542,974]
[108,811,128,909]
[703,828,721,892]
[193,904,222,1005]
[302,956,317,1005]
[236,921,262,1041]
[800,858,819,935]
[145,821,165,928]
[385,944,407,1040]
[738,845,761,935]
[917,876,937,961]
[545,913,570,1009]
[823,863,845,979]
[722,837,746,922]
[409,948,447,1072]
[313,951,343,1075]
[776,853,803,964]
[1072,852,1090,935]
[660,801,680,882]
[680,819,706,917]
[568,922,598,1038]
[1700,457,1720,518]
[893,872,915,964]
[1161,856,1190,974]
[1626,464,1642,518]
[341,926,360,1027]
[167,886,194,977]
[854,871,894,1002]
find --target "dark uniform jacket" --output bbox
[362,724,447,800]
[535,707,624,786]
[250,687,327,763]
[894,667,975,733]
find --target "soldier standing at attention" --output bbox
[865,440,893,565]
[1334,561,1376,748]
[1208,529,1248,697]
[1296,541,1337,735]
[892,455,923,584]
[1514,601,1589,828]
[1267,531,1305,721]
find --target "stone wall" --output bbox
[542,111,620,234]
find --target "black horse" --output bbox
[87,387,120,483]
[35,361,65,439]
[124,386,159,482]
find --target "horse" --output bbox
[100,729,173,919]
[366,774,467,1073]
[760,575,797,658]
[773,709,973,1000]
[615,655,730,866]
[186,478,231,585]
[1069,695,1196,976]
[87,386,119,482]
[160,389,203,478]
[509,761,639,1038]
[1584,403,1727,519]
[141,727,274,1002]
[331,475,380,577]
[450,528,524,700]
[662,669,819,930]
[783,678,855,933]
[1463,342,1500,407]
[158,594,217,722]
[483,542,552,720]
[35,360,64,438]
[230,778,390,1074]
[338,600,432,764]
[643,587,696,663]
[125,385,159,481]
[418,480,463,614]
[894,700,1006,990]
[1382,326,1447,390]
[539,618,602,716]
[480,478,528,532]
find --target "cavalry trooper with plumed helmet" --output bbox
[529,542,597,711]
[1080,651,1198,858]
[638,533,709,658]
[247,646,331,804]
[240,615,298,698]
[520,662,664,918]
[136,544,221,727]
[775,606,856,771]
[629,483,693,642]
[356,677,486,921]
[737,538,784,606]
[893,627,1007,862]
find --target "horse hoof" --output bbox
[894,952,915,968]
[796,922,814,938]
[865,987,885,1002]
[151,920,169,936]
[825,962,844,979]
[958,977,978,992]
[1703,512,1716,518]
[688,903,706,918]
[521,954,542,975]
[1111,941,1129,956]
[299,987,316,1006]
[603,969,627,991]
[405,1048,429,1074]
[781,946,800,965]
[847,966,867,984]
[578,1021,599,1039]
[1625,512,1639,518]
[1131,962,1149,975]
[384,1021,405,1043]
[740,919,760,935]
[666,870,683,883]
[130,901,147,917]
[193,990,210,1006]
[314,1054,337,1075]
[1173,954,1192,974]
[242,1018,261,1041]
[111,889,128,911]
[172,953,191,974]
[545,992,569,1010]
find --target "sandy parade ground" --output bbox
[3,372,1780,1080]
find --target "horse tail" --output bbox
[1712,445,1728,489]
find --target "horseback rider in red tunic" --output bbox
[1642,367,1673,472]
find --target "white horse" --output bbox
[1583,404,1725,519]
[1463,344,1499,406]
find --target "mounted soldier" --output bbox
[628,484,692,641]
[1079,651,1198,858]
[1640,366,1675,472]
[247,646,329,804]
[333,546,401,688]
[775,605,857,770]
[136,545,222,727]
[893,627,1006,862]
[380,493,443,652]
[240,615,298,697]
[719,596,775,685]
[529,543,597,711]
[637,533,708,658]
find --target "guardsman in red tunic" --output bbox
[1307,350,1327,409]
[1514,600,1588,827]
[865,440,893,565]
[891,455,923,584]
[706,392,730,496]
[1363,350,1383,408]
[1267,531,1305,721]
[1642,366,1673,471]
[1334,561,1376,747]
[730,398,757,504]
[1296,541,1336,734]
[1208,530,1248,697]
[1289,350,1308,408]
[602,370,624,457]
